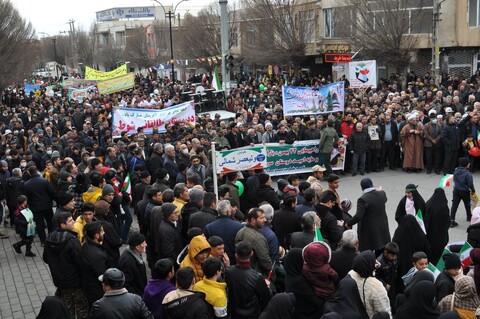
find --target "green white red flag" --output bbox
[439,174,453,187]
[416,209,426,234]
[212,66,222,91]
[435,248,451,271]
[459,241,473,268]
[122,172,131,196]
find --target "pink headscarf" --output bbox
[471,207,480,225]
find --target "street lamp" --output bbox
[152,0,189,83]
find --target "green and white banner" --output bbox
[215,139,346,176]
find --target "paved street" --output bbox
[0,170,476,318]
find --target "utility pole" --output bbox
[432,0,445,86]
[219,0,229,91]
[67,19,78,72]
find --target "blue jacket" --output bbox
[204,215,243,264]
[454,166,475,192]
[258,222,279,263]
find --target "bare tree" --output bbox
[0,0,37,90]
[124,27,155,68]
[341,0,432,73]
[175,3,238,69]
[241,0,315,68]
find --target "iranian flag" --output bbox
[436,248,452,271]
[212,65,222,91]
[439,174,454,187]
[459,241,473,268]
[416,209,426,234]
[477,130,480,145]
[428,262,441,280]
[314,225,324,242]
[122,172,132,196]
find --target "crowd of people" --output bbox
[0,69,479,319]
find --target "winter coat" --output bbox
[235,224,273,275]
[95,214,123,268]
[5,176,24,212]
[90,288,153,319]
[82,185,103,204]
[118,248,148,297]
[467,223,480,248]
[163,290,213,319]
[188,207,218,232]
[441,123,460,151]
[349,130,370,154]
[204,215,243,264]
[157,219,182,264]
[319,127,339,153]
[253,184,281,210]
[43,229,83,289]
[347,189,391,252]
[272,204,302,249]
[23,174,54,212]
[315,204,343,250]
[143,279,176,319]
[80,239,107,305]
[453,166,475,192]
[179,235,212,283]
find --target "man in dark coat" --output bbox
[290,211,318,249]
[80,221,107,307]
[43,211,89,318]
[118,232,148,297]
[5,167,24,227]
[435,253,462,302]
[156,203,182,267]
[23,165,55,245]
[252,173,281,210]
[188,192,218,231]
[346,178,391,255]
[94,200,123,268]
[314,190,343,250]
[272,194,302,249]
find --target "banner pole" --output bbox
[211,142,219,202]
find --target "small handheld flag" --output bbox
[415,209,426,234]
[122,172,132,196]
[439,174,453,188]
[428,262,441,280]
[314,225,324,242]
[459,241,473,269]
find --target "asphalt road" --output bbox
[302,169,475,243]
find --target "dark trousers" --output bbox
[425,146,444,172]
[380,141,396,168]
[33,208,54,243]
[443,148,458,174]
[367,148,380,172]
[450,189,471,221]
[322,152,333,176]
[14,237,33,252]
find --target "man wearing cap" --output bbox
[156,203,182,266]
[346,178,390,255]
[307,165,325,192]
[253,173,281,210]
[118,232,148,297]
[91,268,153,318]
[435,253,463,301]
[424,110,443,174]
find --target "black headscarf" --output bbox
[352,250,376,278]
[258,293,295,319]
[395,184,426,223]
[392,215,431,293]
[395,269,436,310]
[395,281,440,319]
[426,188,450,265]
[36,296,70,319]
[284,248,304,290]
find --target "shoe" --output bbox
[378,168,384,172]
[450,221,459,228]
[13,243,21,254]
[0,234,9,239]
[25,251,36,257]
[389,167,397,170]
[427,170,432,174]
[360,171,365,176]
[352,172,357,176]
[435,170,441,175]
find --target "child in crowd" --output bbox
[401,251,428,286]
[12,195,36,257]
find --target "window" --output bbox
[470,0,480,27]
[116,32,125,46]
[324,8,333,38]
[299,10,315,43]
[246,27,256,47]
[97,33,110,45]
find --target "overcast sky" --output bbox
[10,0,209,37]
